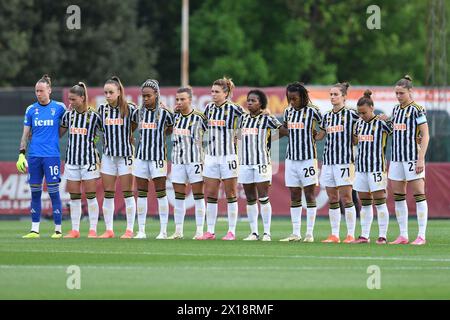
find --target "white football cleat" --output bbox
[167,232,184,240]
[262,233,271,242]
[155,232,167,240]
[243,233,259,241]
[279,234,301,242]
[192,232,203,240]
[303,234,314,243]
[134,232,147,239]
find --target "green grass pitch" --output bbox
[1,218,450,299]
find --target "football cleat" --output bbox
[321,235,341,243]
[389,236,409,245]
[343,235,355,244]
[243,233,259,241]
[155,232,167,240]
[167,232,184,240]
[376,237,387,245]
[87,230,97,238]
[22,231,40,239]
[64,230,80,239]
[222,231,236,241]
[51,231,63,239]
[410,236,426,245]
[134,232,147,239]
[262,233,271,242]
[98,230,115,239]
[196,232,216,240]
[120,229,134,239]
[280,234,301,242]
[352,236,370,244]
[303,234,314,243]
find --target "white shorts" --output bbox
[285,159,318,188]
[171,163,204,184]
[133,158,167,180]
[319,163,355,188]
[64,163,100,181]
[238,164,272,184]
[203,155,238,180]
[388,161,425,182]
[354,171,387,193]
[101,154,133,176]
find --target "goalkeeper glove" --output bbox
[16,153,28,173]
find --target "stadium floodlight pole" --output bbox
[181,0,189,87]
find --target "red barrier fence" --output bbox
[1,162,449,218]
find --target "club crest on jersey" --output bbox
[51,108,56,116]
[35,108,39,115]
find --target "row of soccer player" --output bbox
[17,74,428,245]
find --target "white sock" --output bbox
[360,205,373,238]
[375,202,389,238]
[157,195,169,234]
[246,202,259,234]
[31,222,40,233]
[290,204,302,237]
[125,196,136,232]
[329,204,341,237]
[306,206,317,236]
[395,197,408,238]
[174,197,186,234]
[260,198,272,235]
[87,197,99,232]
[345,204,356,237]
[103,197,115,231]
[137,196,148,233]
[70,199,82,232]
[415,195,428,239]
[55,224,62,233]
[227,199,238,234]
[206,200,218,234]
[194,198,205,234]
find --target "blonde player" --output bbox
[198,77,244,240]
[60,83,102,238]
[239,89,287,241]
[280,82,322,243]
[388,75,429,245]
[316,82,360,244]
[169,87,207,240]
[97,76,138,239]
[133,79,174,239]
[352,90,392,244]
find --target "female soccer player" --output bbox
[170,87,207,240]
[60,83,102,238]
[352,90,392,244]
[18,74,66,239]
[316,82,360,244]
[388,75,429,245]
[133,79,174,239]
[198,77,244,241]
[280,82,323,243]
[239,89,286,241]
[97,76,138,239]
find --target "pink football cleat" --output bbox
[87,230,97,238]
[197,232,216,240]
[389,236,409,245]
[64,230,80,239]
[120,229,134,239]
[352,236,370,244]
[98,230,115,239]
[222,231,236,241]
[410,236,426,245]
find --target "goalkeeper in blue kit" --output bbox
[17,75,66,238]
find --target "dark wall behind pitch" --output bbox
[0,88,64,116]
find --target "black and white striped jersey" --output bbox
[203,101,244,157]
[136,106,173,161]
[238,113,281,165]
[61,109,102,165]
[355,116,392,172]
[97,103,138,157]
[283,104,323,161]
[171,110,207,164]
[321,107,359,165]
[391,102,427,162]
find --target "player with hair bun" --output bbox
[388,75,429,245]
[19,74,66,239]
[198,77,245,241]
[316,82,360,244]
[352,90,392,244]
[133,79,174,239]
[60,82,102,238]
